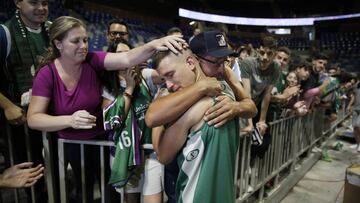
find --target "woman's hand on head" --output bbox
[152,35,187,54]
[70,110,96,129]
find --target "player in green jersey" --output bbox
[151,48,239,203]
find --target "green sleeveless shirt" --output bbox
[176,80,239,203]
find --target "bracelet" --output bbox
[123,92,133,99]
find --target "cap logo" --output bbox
[216,34,227,47]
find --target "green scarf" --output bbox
[4,10,49,102]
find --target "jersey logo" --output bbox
[216,34,227,47]
[221,83,226,91]
[186,149,199,161]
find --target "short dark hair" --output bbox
[106,39,132,52]
[289,57,311,72]
[107,18,128,33]
[276,46,291,56]
[237,44,252,55]
[313,52,329,61]
[167,27,182,35]
[261,36,277,49]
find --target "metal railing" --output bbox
[1,87,353,203]
[234,99,351,202]
[2,123,37,203]
[57,139,114,203]
[41,134,123,203]
[235,109,322,202]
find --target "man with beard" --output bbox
[105,18,129,49]
[0,1,50,202]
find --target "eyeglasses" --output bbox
[109,31,128,37]
[197,55,230,66]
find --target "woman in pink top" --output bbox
[27,16,184,202]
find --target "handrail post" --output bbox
[24,124,36,203]
[5,123,19,203]
[42,131,57,203]
[80,144,86,203]
[58,139,67,203]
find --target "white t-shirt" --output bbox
[231,58,242,82]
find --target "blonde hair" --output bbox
[39,16,86,67]
[153,49,204,81]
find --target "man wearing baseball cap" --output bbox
[190,30,239,79]
[146,30,256,128]
[145,30,256,203]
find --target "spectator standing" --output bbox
[0,1,50,201]
[240,36,281,160]
[240,36,281,134]
[347,75,360,152]
[0,23,44,192]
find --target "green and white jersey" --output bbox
[103,70,156,188]
[176,80,239,203]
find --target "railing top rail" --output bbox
[268,114,297,125]
[58,138,114,146]
[57,138,156,150]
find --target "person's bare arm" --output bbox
[240,78,255,132]
[204,66,257,127]
[152,98,212,164]
[104,35,185,70]
[0,92,26,125]
[318,79,331,96]
[347,92,355,112]
[27,96,96,132]
[259,85,273,123]
[224,66,249,101]
[256,85,273,134]
[145,78,221,128]
[0,162,44,188]
[101,98,113,109]
[270,86,300,103]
